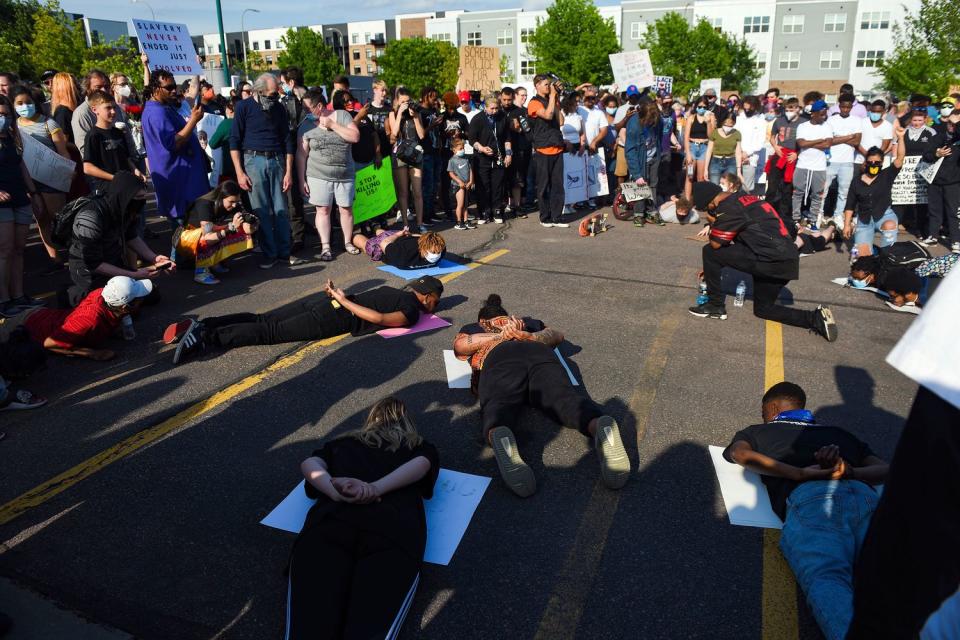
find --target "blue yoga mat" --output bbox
[377,259,470,280]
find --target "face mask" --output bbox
[282,84,292,95]
[764,113,776,121]
[722,125,734,134]
[0,116,7,131]
[304,113,317,122]
[866,162,882,176]
[941,107,954,118]
[743,108,754,117]
[15,103,35,118]
[424,251,442,264]
[118,85,132,98]
[605,106,617,115]
[786,111,798,121]
[881,228,897,244]
[868,112,882,122]
[456,150,465,157]
[260,93,279,110]
[850,277,869,289]
[696,107,706,116]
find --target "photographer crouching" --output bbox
[174,180,258,285]
[468,91,513,224]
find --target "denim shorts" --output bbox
[688,141,708,161]
[853,208,899,247]
[0,205,33,225]
[306,176,355,208]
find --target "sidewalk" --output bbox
[0,577,131,640]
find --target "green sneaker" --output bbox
[594,416,630,489]
[489,427,537,497]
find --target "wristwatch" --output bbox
[227,222,237,233]
[505,149,513,157]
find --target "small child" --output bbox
[82,90,142,194]
[447,138,474,230]
[659,195,700,224]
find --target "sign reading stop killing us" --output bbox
[133,19,202,75]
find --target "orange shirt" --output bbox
[527,99,564,155]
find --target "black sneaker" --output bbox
[465,220,477,229]
[454,223,466,230]
[688,303,728,320]
[173,320,206,364]
[812,305,838,342]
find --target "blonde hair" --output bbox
[355,397,423,452]
[50,72,79,113]
[418,231,446,255]
[372,79,387,91]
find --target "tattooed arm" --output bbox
[531,327,564,347]
[453,332,502,359]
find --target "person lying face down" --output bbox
[452,294,630,498]
[352,229,447,270]
[168,276,444,364]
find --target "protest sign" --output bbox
[609,50,654,89]
[699,78,722,96]
[586,148,609,198]
[460,46,501,93]
[917,157,943,184]
[653,76,674,95]
[891,156,929,205]
[21,133,74,193]
[353,161,397,223]
[133,19,201,75]
[563,153,588,204]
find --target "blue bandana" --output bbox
[774,409,815,423]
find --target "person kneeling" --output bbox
[286,397,439,640]
[351,229,446,270]
[169,275,443,364]
[452,294,630,497]
[175,181,257,285]
[724,382,888,640]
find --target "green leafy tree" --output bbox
[83,37,142,89]
[879,0,959,97]
[377,37,458,96]
[26,0,85,76]
[641,12,760,97]
[500,53,515,83]
[527,0,621,86]
[0,36,20,75]
[0,0,41,78]
[277,27,342,88]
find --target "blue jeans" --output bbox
[826,162,854,223]
[780,480,880,640]
[709,156,737,184]
[421,153,442,220]
[852,208,899,248]
[246,153,291,260]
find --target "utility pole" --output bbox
[214,0,230,86]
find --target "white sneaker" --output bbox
[494,216,504,224]
[552,222,570,228]
[952,242,960,254]
[540,222,554,228]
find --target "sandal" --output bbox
[0,388,48,411]
[344,245,361,255]
[319,250,334,262]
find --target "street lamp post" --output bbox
[130,0,156,20]
[241,9,261,80]
[327,27,349,75]
[214,0,230,86]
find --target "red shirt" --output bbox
[25,288,120,348]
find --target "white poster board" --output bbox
[133,19,202,76]
[891,155,929,205]
[699,78,722,97]
[196,113,224,187]
[608,50,654,89]
[21,133,74,193]
[708,445,783,529]
[586,148,609,198]
[563,153,588,204]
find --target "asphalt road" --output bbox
[0,201,923,639]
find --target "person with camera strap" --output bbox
[527,74,569,228]
[387,88,427,232]
[468,91,512,225]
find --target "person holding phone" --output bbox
[922,102,960,253]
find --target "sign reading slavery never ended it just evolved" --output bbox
[133,19,202,75]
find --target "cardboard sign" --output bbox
[21,133,75,193]
[891,155,929,205]
[133,19,201,75]
[353,161,397,223]
[609,50,654,89]
[653,75,673,95]
[699,78,722,97]
[460,46,501,93]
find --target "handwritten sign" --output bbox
[21,133,75,193]
[699,78,722,96]
[460,46,501,93]
[654,75,674,95]
[609,50,654,89]
[133,19,201,75]
[353,161,397,223]
[891,155,929,205]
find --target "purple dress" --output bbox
[142,100,209,220]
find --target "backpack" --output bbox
[0,326,46,380]
[878,241,932,269]
[51,196,97,251]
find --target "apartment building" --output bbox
[246,27,290,70]
[346,20,394,77]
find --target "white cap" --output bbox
[102,276,153,307]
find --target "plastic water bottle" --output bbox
[849,245,859,265]
[121,315,136,341]
[696,279,709,306]
[734,280,747,307]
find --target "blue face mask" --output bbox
[764,113,776,121]
[850,277,870,289]
[0,116,8,131]
[869,112,882,122]
[15,103,35,118]
[696,107,706,116]
[304,113,317,122]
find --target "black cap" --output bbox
[692,182,723,210]
[409,275,444,296]
[41,69,57,82]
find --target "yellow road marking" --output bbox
[0,250,509,527]
[761,320,799,640]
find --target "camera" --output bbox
[516,112,531,134]
[238,210,259,225]
[547,72,576,100]
[408,102,424,114]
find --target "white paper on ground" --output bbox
[884,300,921,314]
[831,277,889,297]
[708,445,783,529]
[442,349,578,388]
[261,469,491,566]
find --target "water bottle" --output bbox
[849,245,859,265]
[734,280,747,307]
[121,315,136,341]
[696,279,708,306]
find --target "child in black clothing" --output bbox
[82,90,142,194]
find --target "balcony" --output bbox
[369,35,386,46]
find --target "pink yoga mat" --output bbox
[377,314,452,338]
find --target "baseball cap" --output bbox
[102,276,153,307]
[692,182,722,211]
[409,275,444,297]
[458,90,471,102]
[40,69,57,82]
[811,99,829,112]
[626,85,640,97]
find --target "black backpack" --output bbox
[51,196,98,251]
[878,241,932,269]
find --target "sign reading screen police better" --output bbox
[133,20,202,76]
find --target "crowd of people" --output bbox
[0,55,958,640]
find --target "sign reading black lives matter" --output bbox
[133,19,202,75]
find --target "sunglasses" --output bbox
[160,84,177,92]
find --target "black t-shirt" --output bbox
[83,126,131,175]
[723,420,875,519]
[0,140,29,208]
[771,115,802,151]
[352,117,377,164]
[709,192,800,280]
[844,165,901,224]
[503,105,531,151]
[302,436,440,560]
[367,103,391,154]
[186,191,227,227]
[348,286,423,335]
[902,126,937,155]
[420,107,442,153]
[383,236,443,269]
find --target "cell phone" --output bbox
[154,261,173,271]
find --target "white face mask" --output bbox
[786,111,799,121]
[424,251,442,264]
[118,85,131,98]
[941,107,954,118]
[722,125,734,134]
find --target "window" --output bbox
[265,55,272,64]
[375,48,384,58]
[375,32,384,42]
[497,29,513,45]
[823,13,846,32]
[217,44,222,53]
[743,16,770,33]
[520,28,534,43]
[860,11,890,30]
[367,64,373,73]
[630,21,647,39]
[782,15,804,34]
[432,33,451,42]
[819,50,842,69]
[252,41,260,51]
[706,17,722,32]
[366,48,373,59]
[353,50,360,60]
[263,40,271,49]
[207,45,213,54]
[467,31,482,46]
[351,33,359,44]
[778,51,800,70]
[364,32,371,43]
[520,59,536,76]
[353,66,361,74]
[755,55,767,70]
[856,50,884,67]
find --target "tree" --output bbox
[376,37,459,96]
[0,0,41,78]
[500,53,515,84]
[83,37,143,89]
[26,0,85,76]
[277,27,342,88]
[526,0,621,86]
[879,0,959,97]
[641,12,760,97]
